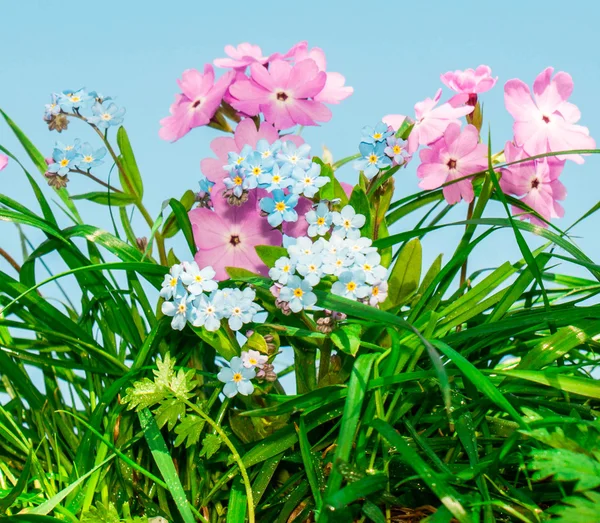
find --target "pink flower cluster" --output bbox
[160,42,353,141]
[0,155,7,172]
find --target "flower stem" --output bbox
[70,168,124,193]
[182,398,255,523]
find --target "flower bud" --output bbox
[46,113,69,132]
[275,298,292,316]
[44,172,68,189]
[322,145,334,165]
[256,363,277,382]
[136,237,148,252]
[223,188,249,207]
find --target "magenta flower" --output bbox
[417,123,488,205]
[200,118,304,196]
[500,141,566,226]
[285,42,353,104]
[213,43,269,70]
[228,59,331,130]
[384,89,473,154]
[159,64,235,142]
[0,154,7,172]
[189,190,282,280]
[504,67,595,164]
[440,65,497,94]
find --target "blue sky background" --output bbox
[1,0,600,294]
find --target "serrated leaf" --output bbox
[81,502,120,523]
[174,414,205,448]
[122,378,166,411]
[529,448,600,491]
[330,323,362,356]
[154,397,186,431]
[200,433,222,459]
[550,491,600,522]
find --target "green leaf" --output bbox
[162,190,196,238]
[200,433,222,459]
[349,186,373,238]
[116,126,144,198]
[326,473,387,510]
[313,157,335,201]
[1,517,65,522]
[494,369,600,400]
[174,415,205,448]
[81,502,120,523]
[0,451,32,512]
[550,492,600,522]
[330,323,362,356]
[71,191,137,206]
[371,418,473,523]
[383,238,422,309]
[138,408,196,523]
[155,398,186,431]
[255,245,288,268]
[529,448,600,491]
[168,198,196,255]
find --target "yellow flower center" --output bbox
[275,201,286,212]
[59,159,69,167]
[304,177,311,184]
[289,155,298,164]
[69,95,81,102]
[372,286,379,296]
[363,264,372,271]
[249,358,257,365]
[65,145,74,151]
[252,166,261,176]
[293,287,304,298]
[393,145,402,154]
[262,150,271,158]
[346,282,357,292]
[206,306,215,314]
[178,303,187,313]
[368,154,378,164]
[169,277,177,287]
[101,113,112,121]
[272,175,281,183]
[195,275,203,282]
[335,259,343,266]
[317,217,326,225]
[343,219,351,228]
[236,157,245,165]
[234,176,243,186]
[282,264,290,273]
[373,132,383,140]
[233,307,241,315]
[83,155,94,163]
[309,264,317,272]
[232,373,243,383]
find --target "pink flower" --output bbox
[213,43,269,70]
[284,42,353,104]
[282,196,312,238]
[500,141,566,226]
[189,190,282,280]
[228,59,331,130]
[504,67,595,164]
[200,118,304,194]
[384,89,473,154]
[159,64,235,142]
[0,154,8,171]
[440,65,497,94]
[417,123,488,204]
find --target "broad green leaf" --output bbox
[349,186,373,238]
[116,126,144,198]
[162,190,196,238]
[550,492,600,522]
[529,448,600,491]
[330,323,362,356]
[255,245,288,268]
[383,238,422,309]
[71,191,137,206]
[495,369,600,399]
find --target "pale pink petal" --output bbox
[314,72,354,104]
[262,102,294,130]
[196,244,235,281]
[250,63,277,91]
[189,208,230,250]
[417,163,448,189]
[256,122,281,144]
[210,136,238,161]
[0,154,8,171]
[267,60,293,87]
[233,118,260,150]
[201,157,227,182]
[382,114,407,132]
[292,99,332,125]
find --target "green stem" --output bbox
[70,168,124,193]
[182,398,255,523]
[317,338,332,384]
[332,153,361,171]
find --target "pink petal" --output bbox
[200,157,227,182]
[417,162,448,189]
[314,72,354,104]
[256,122,281,144]
[282,197,311,237]
[267,60,292,87]
[210,136,238,161]
[504,79,538,121]
[382,114,407,132]
[234,118,260,150]
[262,102,294,130]
[195,244,236,281]
[0,154,8,171]
[288,60,325,97]
[189,208,230,250]
[293,99,332,125]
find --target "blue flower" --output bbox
[48,149,82,175]
[353,142,392,179]
[305,202,332,237]
[79,143,107,169]
[331,270,370,301]
[198,175,215,197]
[181,262,218,295]
[87,102,126,128]
[258,163,293,192]
[322,248,353,276]
[256,139,282,161]
[58,88,92,111]
[221,288,260,331]
[224,145,253,173]
[287,236,325,262]
[279,275,317,313]
[161,293,194,331]
[331,205,366,238]
[44,93,62,120]
[259,190,299,227]
[352,252,387,284]
[296,254,324,286]
[241,151,274,190]
[217,356,255,398]
[291,163,328,198]
[223,169,251,197]
[361,122,393,145]
[276,142,312,177]
[54,139,81,154]
[192,292,222,332]
[384,136,410,165]
[269,256,296,285]
[159,264,186,300]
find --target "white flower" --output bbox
[181,262,218,295]
[331,205,366,238]
[352,252,388,284]
[241,349,268,369]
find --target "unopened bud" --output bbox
[275,299,292,316]
[263,334,277,354]
[195,192,212,208]
[256,363,277,382]
[322,145,334,165]
[44,172,68,189]
[270,283,282,299]
[223,188,249,207]
[136,237,148,252]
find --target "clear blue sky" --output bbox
[1,0,600,285]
